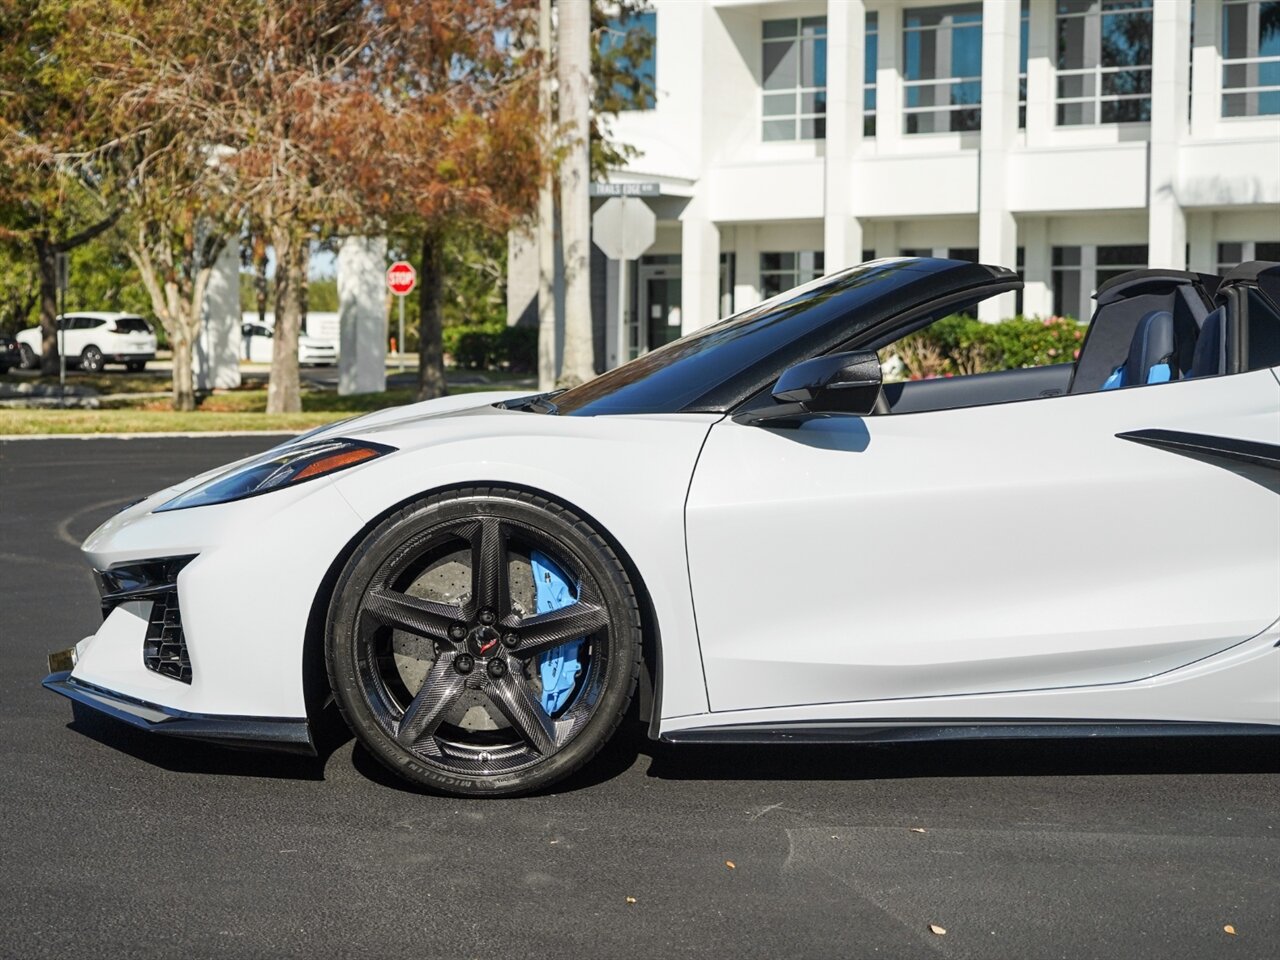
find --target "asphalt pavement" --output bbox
[1,437,1277,959]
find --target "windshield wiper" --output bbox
[498,390,563,415]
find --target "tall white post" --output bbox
[875,1,903,154]
[1025,0,1054,146]
[1190,0,1222,140]
[337,236,388,396]
[680,196,721,333]
[1148,0,1192,269]
[824,0,866,271]
[194,240,242,390]
[978,0,1020,322]
[1021,216,1052,318]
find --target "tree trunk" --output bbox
[556,0,595,387]
[171,325,196,411]
[536,0,558,391]
[33,234,59,375]
[267,223,304,414]
[417,230,447,401]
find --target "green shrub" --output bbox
[443,322,537,373]
[890,314,1085,380]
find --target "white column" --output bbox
[680,199,721,333]
[824,0,866,271]
[337,236,388,396]
[873,219,898,260]
[734,225,761,308]
[1025,0,1055,145]
[194,240,242,391]
[1148,0,1192,269]
[1187,211,1216,274]
[1021,216,1052,318]
[978,0,1020,322]
[875,1,902,154]
[1190,0,1222,140]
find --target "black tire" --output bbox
[79,345,104,373]
[125,360,146,372]
[19,343,38,370]
[326,486,642,797]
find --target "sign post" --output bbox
[590,183,658,366]
[385,260,417,373]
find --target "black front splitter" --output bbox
[42,671,315,756]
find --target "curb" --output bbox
[0,430,303,442]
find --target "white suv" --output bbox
[17,313,157,372]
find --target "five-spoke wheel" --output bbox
[326,488,641,796]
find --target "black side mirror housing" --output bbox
[735,350,883,426]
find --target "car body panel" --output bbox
[686,368,1280,715]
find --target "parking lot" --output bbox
[1,436,1277,959]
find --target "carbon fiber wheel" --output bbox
[326,487,642,796]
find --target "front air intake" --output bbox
[95,556,196,684]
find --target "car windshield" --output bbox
[112,317,151,333]
[550,258,946,416]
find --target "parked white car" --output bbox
[241,320,338,366]
[16,313,157,372]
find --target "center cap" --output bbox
[467,625,502,659]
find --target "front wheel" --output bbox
[326,487,642,797]
[79,345,104,373]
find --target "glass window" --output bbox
[1056,0,1153,126]
[1222,0,1280,117]
[1095,243,1148,288]
[1218,241,1280,273]
[1246,287,1280,369]
[948,247,980,261]
[762,17,827,141]
[760,250,825,298]
[900,248,933,258]
[110,317,151,333]
[1052,245,1084,318]
[903,3,983,133]
[1052,243,1147,318]
[865,12,878,136]
[1019,0,1030,128]
[862,248,876,262]
[719,252,736,318]
[600,11,657,111]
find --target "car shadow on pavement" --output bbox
[640,734,1280,783]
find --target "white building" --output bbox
[512,0,1280,370]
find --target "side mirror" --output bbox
[735,350,882,426]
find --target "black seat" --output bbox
[1100,309,1198,389]
[1186,307,1226,378]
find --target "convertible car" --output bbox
[43,257,1280,796]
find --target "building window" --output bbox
[760,251,825,297]
[1056,0,1153,126]
[1218,241,1280,273]
[1221,0,1280,117]
[1053,243,1148,318]
[862,248,876,262]
[948,247,979,261]
[900,248,933,258]
[1019,0,1030,128]
[903,3,983,134]
[600,11,656,111]
[762,17,827,141]
[864,12,878,136]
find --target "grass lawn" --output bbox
[0,381,525,436]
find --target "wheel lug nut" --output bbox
[449,624,467,641]
[502,632,519,648]
[479,609,496,625]
[455,654,475,675]
[487,658,507,679]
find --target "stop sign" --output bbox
[386,261,417,296]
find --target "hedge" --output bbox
[888,315,1085,380]
[443,323,537,373]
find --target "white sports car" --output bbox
[44,258,1280,797]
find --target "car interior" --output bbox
[871,262,1280,417]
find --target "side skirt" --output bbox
[660,719,1280,745]
[43,671,316,756]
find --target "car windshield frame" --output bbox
[546,258,1017,417]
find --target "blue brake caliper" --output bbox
[530,550,583,714]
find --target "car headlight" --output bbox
[155,438,395,512]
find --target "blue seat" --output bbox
[1100,309,1198,390]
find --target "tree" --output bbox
[0,0,119,373]
[328,0,544,401]
[556,0,594,387]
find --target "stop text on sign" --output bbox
[386,261,417,296]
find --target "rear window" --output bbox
[111,317,151,333]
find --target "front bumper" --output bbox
[43,666,315,755]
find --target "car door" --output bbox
[685,370,1280,713]
[59,316,86,356]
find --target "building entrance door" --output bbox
[634,261,682,358]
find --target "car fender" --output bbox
[332,407,721,720]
